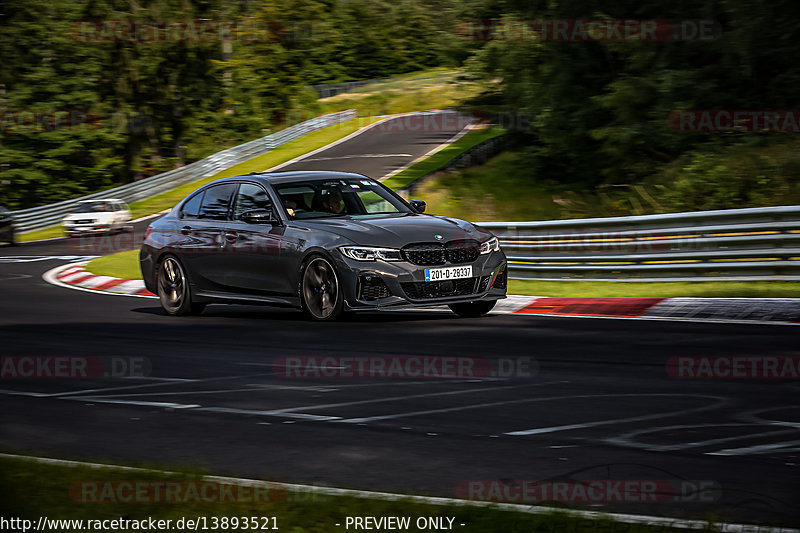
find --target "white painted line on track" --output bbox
[379,117,475,181]
[195,407,340,421]
[301,153,413,163]
[607,423,800,452]
[268,381,564,416]
[266,115,408,173]
[0,453,796,533]
[65,397,200,409]
[505,394,731,436]
[706,439,800,456]
[338,397,548,424]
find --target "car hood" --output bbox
[63,212,115,222]
[295,214,492,247]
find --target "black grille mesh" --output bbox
[401,277,478,300]
[358,275,390,301]
[446,241,479,264]
[402,240,480,266]
[402,244,447,266]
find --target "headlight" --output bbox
[340,246,403,261]
[479,237,500,254]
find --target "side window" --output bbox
[181,191,204,219]
[233,183,273,221]
[198,184,236,220]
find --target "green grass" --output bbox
[85,250,142,279]
[16,225,66,242]
[509,279,800,298]
[86,250,800,298]
[416,150,562,222]
[383,127,506,190]
[317,68,483,118]
[0,455,692,533]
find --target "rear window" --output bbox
[181,192,204,218]
[198,184,236,220]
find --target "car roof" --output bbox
[213,171,372,185]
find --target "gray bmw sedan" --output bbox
[140,171,507,320]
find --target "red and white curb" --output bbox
[43,261,155,298]
[43,262,800,324]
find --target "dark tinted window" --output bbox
[274,178,411,220]
[233,183,273,221]
[181,191,204,218]
[199,184,236,220]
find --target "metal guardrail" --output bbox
[478,206,800,281]
[11,110,356,233]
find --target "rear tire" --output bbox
[449,300,496,318]
[300,255,344,321]
[156,256,205,316]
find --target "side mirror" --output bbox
[410,199,426,213]
[242,208,278,225]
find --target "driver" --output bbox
[321,190,344,214]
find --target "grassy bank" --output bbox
[416,142,800,223]
[85,250,142,280]
[0,455,691,533]
[316,68,482,118]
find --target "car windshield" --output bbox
[274,178,413,220]
[74,201,113,213]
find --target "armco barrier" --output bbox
[478,205,800,281]
[10,110,355,233]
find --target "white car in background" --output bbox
[63,199,133,236]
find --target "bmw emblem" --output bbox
[434,234,443,240]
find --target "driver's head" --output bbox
[321,190,343,213]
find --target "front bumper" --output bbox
[333,250,508,311]
[64,224,113,235]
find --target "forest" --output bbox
[1,0,799,210]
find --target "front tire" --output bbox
[300,255,344,321]
[156,256,205,316]
[449,300,496,318]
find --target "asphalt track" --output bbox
[1,111,799,527]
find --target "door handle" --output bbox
[224,231,238,242]
[181,226,192,235]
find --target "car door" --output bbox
[178,183,237,291]
[224,182,291,295]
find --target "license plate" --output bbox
[424,265,473,282]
